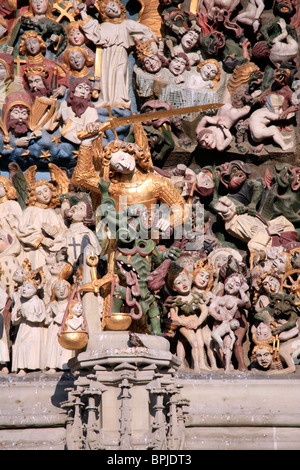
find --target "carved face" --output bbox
[181,30,199,50]
[198,130,216,149]
[273,0,295,19]
[72,301,83,317]
[275,164,296,188]
[261,275,281,295]
[12,267,27,284]
[110,150,136,174]
[31,0,48,15]
[256,322,272,340]
[141,101,172,128]
[202,32,225,56]
[271,255,287,273]
[228,166,247,190]
[104,1,122,18]
[273,67,291,87]
[68,50,86,71]
[21,281,37,299]
[74,81,91,100]
[143,54,162,73]
[214,253,229,269]
[224,275,243,296]
[169,56,186,76]
[35,184,52,205]
[54,280,69,300]
[255,347,273,369]
[27,74,44,92]
[66,201,87,223]
[25,37,41,56]
[199,62,218,81]
[9,106,29,123]
[173,271,192,295]
[272,294,294,317]
[68,28,85,46]
[193,270,210,289]
[196,171,215,190]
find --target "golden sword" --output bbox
[77,102,223,140]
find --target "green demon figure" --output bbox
[98,178,183,335]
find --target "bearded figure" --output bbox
[57,77,99,146]
[23,65,52,101]
[19,30,69,99]
[0,90,32,144]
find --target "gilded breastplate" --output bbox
[110,172,159,212]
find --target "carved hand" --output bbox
[41,237,55,248]
[41,223,58,238]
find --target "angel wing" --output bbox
[24,165,37,187]
[132,121,154,170]
[48,163,70,195]
[8,162,30,210]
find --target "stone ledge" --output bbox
[0,367,299,449]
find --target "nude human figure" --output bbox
[268,18,298,68]
[235,0,265,33]
[196,88,251,151]
[248,94,293,151]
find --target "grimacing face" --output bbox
[181,31,198,50]
[173,271,192,295]
[74,82,91,100]
[143,54,162,73]
[255,347,273,369]
[169,56,186,76]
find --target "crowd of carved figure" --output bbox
[0,141,300,376]
[0,0,298,165]
[0,0,299,376]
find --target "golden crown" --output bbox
[134,39,154,62]
[24,65,49,79]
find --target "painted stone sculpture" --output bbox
[0,0,298,378]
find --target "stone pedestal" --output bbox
[63,331,188,450]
